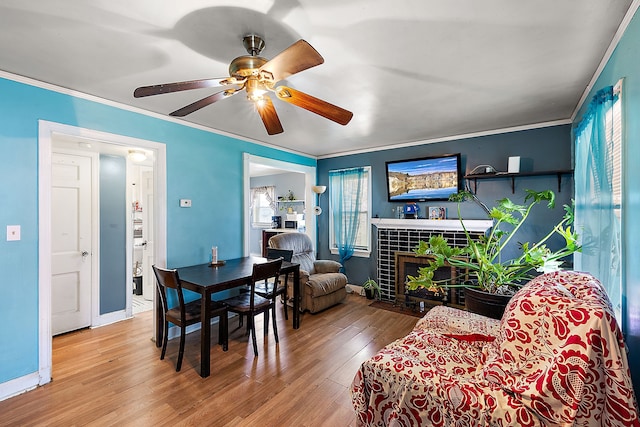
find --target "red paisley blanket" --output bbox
[351,271,639,426]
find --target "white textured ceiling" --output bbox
[0,0,634,157]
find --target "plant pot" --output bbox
[463,287,512,320]
[364,288,375,300]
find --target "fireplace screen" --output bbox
[395,252,465,310]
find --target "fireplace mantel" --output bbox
[372,218,493,233]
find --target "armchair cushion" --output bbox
[313,260,342,274]
[307,272,346,297]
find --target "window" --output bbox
[609,81,623,216]
[574,80,623,323]
[250,186,276,227]
[329,166,371,257]
[608,81,623,321]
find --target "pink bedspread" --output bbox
[351,271,639,426]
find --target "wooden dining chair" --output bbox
[222,258,283,357]
[238,249,293,326]
[152,265,228,372]
[256,248,294,321]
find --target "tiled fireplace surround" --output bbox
[374,218,493,302]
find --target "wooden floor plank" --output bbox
[0,294,417,426]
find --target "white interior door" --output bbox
[141,168,154,300]
[52,153,92,335]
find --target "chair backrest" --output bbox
[483,271,633,424]
[250,258,283,307]
[266,247,293,262]
[268,233,316,274]
[152,265,186,320]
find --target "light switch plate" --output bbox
[179,199,192,208]
[7,225,20,241]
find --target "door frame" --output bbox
[38,120,167,385]
[243,153,317,256]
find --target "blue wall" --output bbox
[573,7,640,392]
[317,125,574,286]
[0,77,315,385]
[99,154,127,314]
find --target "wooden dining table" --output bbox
[155,255,301,378]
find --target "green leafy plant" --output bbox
[362,278,381,299]
[406,189,581,295]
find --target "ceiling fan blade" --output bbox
[259,40,324,83]
[169,89,239,117]
[134,77,234,98]
[275,86,353,125]
[256,96,284,135]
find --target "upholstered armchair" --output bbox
[268,232,347,313]
[351,271,640,426]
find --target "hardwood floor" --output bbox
[0,294,417,426]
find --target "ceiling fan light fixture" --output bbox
[246,76,267,102]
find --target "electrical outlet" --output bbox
[179,199,192,208]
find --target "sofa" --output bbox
[268,232,347,313]
[351,271,640,426]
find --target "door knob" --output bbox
[81,251,89,257]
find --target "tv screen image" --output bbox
[385,153,462,202]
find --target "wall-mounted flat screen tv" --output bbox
[385,153,462,202]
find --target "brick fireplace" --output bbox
[374,218,492,303]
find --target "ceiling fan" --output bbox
[134,35,353,135]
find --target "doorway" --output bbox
[243,153,317,256]
[38,120,167,385]
[131,164,155,314]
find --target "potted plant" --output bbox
[362,278,381,300]
[406,189,580,319]
[278,190,299,214]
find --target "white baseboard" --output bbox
[346,284,364,296]
[92,309,129,328]
[0,372,39,402]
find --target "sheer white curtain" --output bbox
[250,186,276,227]
[573,84,622,322]
[329,167,366,268]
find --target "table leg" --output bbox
[200,291,211,378]
[293,266,300,329]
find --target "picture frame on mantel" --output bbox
[429,207,446,220]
